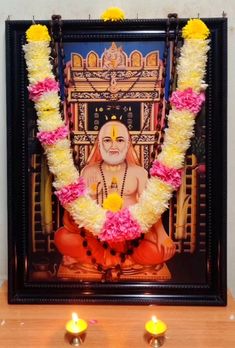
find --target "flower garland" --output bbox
[23,19,210,242]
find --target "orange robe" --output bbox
[54,211,173,268]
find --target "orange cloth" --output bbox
[54,211,174,268]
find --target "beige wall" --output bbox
[0,0,234,295]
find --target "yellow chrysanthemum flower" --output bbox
[103,192,124,212]
[26,24,51,42]
[182,19,210,40]
[35,92,60,111]
[101,7,125,22]
[23,42,51,59]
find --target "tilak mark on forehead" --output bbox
[111,125,118,141]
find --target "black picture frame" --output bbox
[6,17,227,305]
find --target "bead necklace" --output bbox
[99,160,128,198]
[151,13,179,160]
[78,226,145,280]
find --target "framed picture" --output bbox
[6,17,227,305]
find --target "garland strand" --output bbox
[23,19,210,242]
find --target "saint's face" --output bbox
[98,122,129,165]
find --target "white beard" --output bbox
[99,145,128,165]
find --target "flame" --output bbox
[152,316,158,323]
[72,312,79,323]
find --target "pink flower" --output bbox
[55,177,87,205]
[170,88,205,114]
[99,208,142,242]
[150,161,182,189]
[37,125,68,145]
[28,78,59,101]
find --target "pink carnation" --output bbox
[150,161,182,190]
[170,88,205,114]
[28,78,59,101]
[37,125,68,145]
[99,208,142,242]
[55,177,87,205]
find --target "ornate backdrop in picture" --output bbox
[27,21,207,283]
